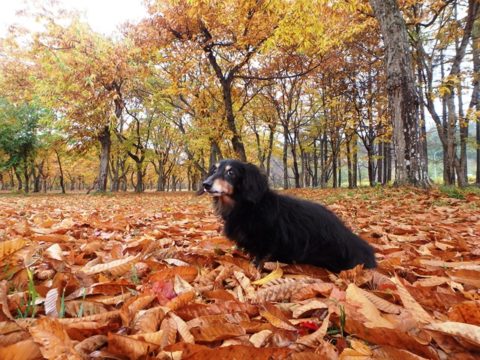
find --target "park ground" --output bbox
[0,187,479,359]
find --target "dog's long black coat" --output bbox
[202,160,376,273]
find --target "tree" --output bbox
[412,0,479,186]
[5,7,142,192]
[0,99,45,193]
[369,0,431,187]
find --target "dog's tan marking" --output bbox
[219,195,235,207]
[215,162,220,168]
[212,179,233,195]
[225,165,232,171]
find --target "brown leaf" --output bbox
[170,312,194,344]
[107,332,158,360]
[249,329,273,347]
[343,303,439,359]
[166,290,195,311]
[371,346,430,360]
[425,321,480,349]
[191,322,245,342]
[0,280,14,320]
[448,301,480,326]
[345,283,395,329]
[29,317,83,359]
[74,334,107,356]
[178,344,291,360]
[260,309,297,331]
[256,278,318,302]
[0,339,43,360]
[393,275,433,325]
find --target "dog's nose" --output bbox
[203,181,212,191]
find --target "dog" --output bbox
[200,159,376,273]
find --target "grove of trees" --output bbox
[0,0,479,193]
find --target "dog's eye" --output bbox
[226,169,235,177]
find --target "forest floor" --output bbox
[0,187,479,359]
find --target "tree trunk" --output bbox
[24,167,30,193]
[347,139,353,188]
[473,8,480,185]
[222,80,247,161]
[353,135,358,187]
[370,0,430,187]
[320,133,328,188]
[14,167,22,191]
[290,142,301,188]
[209,140,222,169]
[313,139,319,187]
[33,170,41,193]
[386,142,392,183]
[366,147,375,187]
[134,161,144,193]
[266,126,275,180]
[97,126,111,192]
[337,156,342,188]
[55,150,66,194]
[332,148,338,188]
[416,50,429,185]
[377,142,384,184]
[283,126,289,189]
[110,157,120,192]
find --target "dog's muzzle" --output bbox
[202,179,220,196]
[202,180,212,191]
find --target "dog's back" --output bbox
[224,190,376,273]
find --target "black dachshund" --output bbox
[201,159,376,273]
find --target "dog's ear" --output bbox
[242,163,268,203]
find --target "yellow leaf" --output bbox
[260,310,296,331]
[0,238,26,259]
[252,263,283,286]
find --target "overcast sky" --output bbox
[0,0,147,36]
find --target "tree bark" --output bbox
[283,125,289,189]
[473,8,480,185]
[353,136,358,188]
[23,162,31,193]
[266,125,275,180]
[14,167,22,191]
[135,161,143,193]
[290,139,301,188]
[55,150,66,194]
[377,142,384,184]
[209,140,222,169]
[97,126,111,192]
[366,146,376,187]
[370,0,430,187]
[222,81,247,161]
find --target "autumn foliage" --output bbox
[1,0,479,194]
[0,188,479,359]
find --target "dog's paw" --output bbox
[252,256,266,270]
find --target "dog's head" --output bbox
[201,159,268,205]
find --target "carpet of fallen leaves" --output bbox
[0,187,479,360]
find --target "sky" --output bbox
[0,0,148,36]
